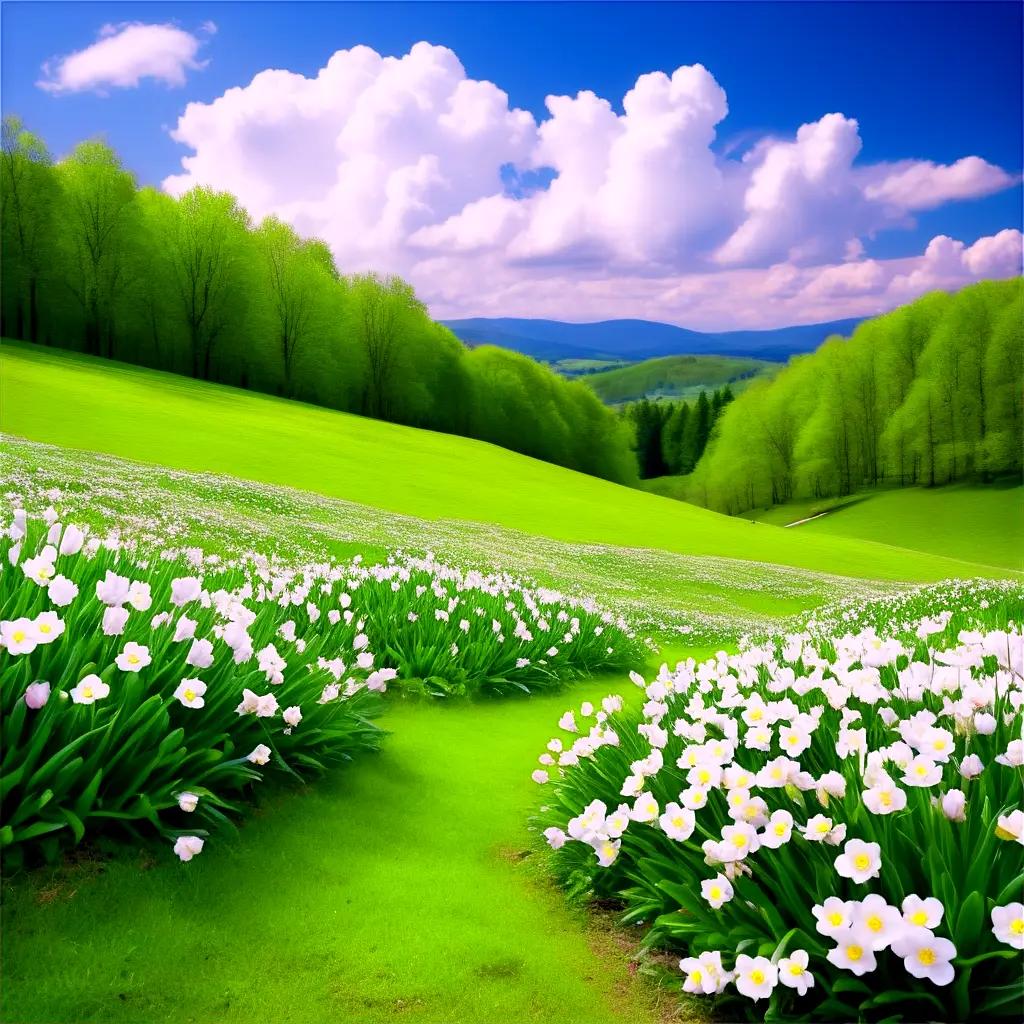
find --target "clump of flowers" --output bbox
[535,587,1024,1020]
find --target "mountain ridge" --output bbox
[441,315,865,362]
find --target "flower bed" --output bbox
[1,506,641,863]
[534,585,1024,1021]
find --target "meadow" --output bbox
[2,340,1021,1024]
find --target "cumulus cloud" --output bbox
[161,41,1020,327]
[39,21,214,94]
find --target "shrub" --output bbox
[534,583,1024,1021]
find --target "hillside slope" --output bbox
[585,354,776,404]
[0,340,1007,585]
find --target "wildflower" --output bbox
[863,780,907,815]
[630,792,659,823]
[827,930,878,976]
[700,874,734,909]
[171,577,202,606]
[902,894,944,930]
[995,810,1024,844]
[813,897,854,938]
[892,930,956,985]
[680,952,730,995]
[777,950,814,995]
[96,570,131,606]
[177,792,199,812]
[990,903,1024,950]
[33,611,64,645]
[128,581,152,612]
[760,809,794,848]
[59,524,85,555]
[186,638,214,669]
[940,789,966,822]
[959,754,984,779]
[174,616,197,642]
[568,800,607,841]
[659,803,695,841]
[835,839,881,883]
[47,575,78,607]
[734,954,777,1000]
[102,605,129,636]
[531,770,549,784]
[902,755,942,788]
[174,678,207,709]
[116,642,151,673]
[71,674,110,704]
[851,894,904,950]
[247,744,272,765]
[996,740,1024,768]
[1,617,38,655]
[22,553,56,586]
[24,681,51,709]
[558,711,578,733]
[718,822,760,861]
[543,827,567,850]
[173,835,204,862]
[803,814,837,842]
[283,705,302,727]
[592,837,620,867]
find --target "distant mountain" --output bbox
[440,316,865,363]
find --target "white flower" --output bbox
[592,836,620,867]
[170,576,202,606]
[33,611,64,645]
[679,951,730,995]
[177,792,199,812]
[863,780,907,815]
[173,835,204,861]
[835,839,881,883]
[995,810,1024,844]
[659,803,695,841]
[102,605,129,636]
[777,950,814,996]
[734,954,777,1001]
[700,874,734,909]
[1,617,38,655]
[116,642,151,673]
[543,827,566,850]
[174,678,207,709]
[356,651,374,669]
[71,674,110,704]
[247,743,272,765]
[531,769,549,785]
[850,894,904,950]
[558,711,578,733]
[940,789,966,822]
[127,581,152,612]
[990,902,1024,949]
[813,897,854,938]
[96,570,131,606]
[186,638,214,669]
[803,814,837,842]
[826,929,878,975]
[760,809,794,849]
[902,755,942,788]
[996,740,1024,768]
[631,792,659,823]
[22,553,56,586]
[283,705,302,727]
[47,575,78,607]
[959,754,984,779]
[174,616,197,642]
[59,524,85,555]
[902,894,944,930]
[892,929,956,985]
[24,681,51,709]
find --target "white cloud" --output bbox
[39,22,214,95]
[161,42,1020,328]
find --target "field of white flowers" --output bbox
[0,500,642,866]
[534,579,1024,1021]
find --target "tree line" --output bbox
[0,117,637,484]
[624,385,734,478]
[687,277,1023,514]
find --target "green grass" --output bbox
[0,341,1003,592]
[796,484,1024,571]
[583,354,777,404]
[1,674,682,1024]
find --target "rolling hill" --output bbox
[583,354,778,404]
[442,315,864,362]
[0,340,1007,592]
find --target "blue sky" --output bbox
[2,1,1021,327]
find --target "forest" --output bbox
[687,277,1023,513]
[0,117,636,484]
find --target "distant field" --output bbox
[583,353,778,404]
[796,485,1024,571]
[551,357,632,375]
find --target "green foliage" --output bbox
[0,118,634,484]
[692,279,1024,513]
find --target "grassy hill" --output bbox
[2,340,1006,595]
[584,353,777,404]
[585,352,774,399]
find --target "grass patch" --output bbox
[583,354,776,404]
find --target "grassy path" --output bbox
[1,677,680,1024]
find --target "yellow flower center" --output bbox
[786,734,798,745]
[880,791,892,806]
[911,910,928,926]
[128,655,139,665]
[828,911,844,926]
[854,853,871,870]
[815,821,831,834]
[918,948,936,966]
[867,915,883,932]
[732,833,748,848]
[672,816,684,828]
[39,623,51,634]
[12,630,25,643]
[1011,919,1024,935]
[847,945,863,962]
[709,886,722,900]
[750,709,762,721]
[698,769,711,783]
[774,823,787,836]
[82,687,93,699]
[750,969,765,985]
[915,765,928,776]
[788,963,804,976]
[688,970,702,985]
[184,689,196,701]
